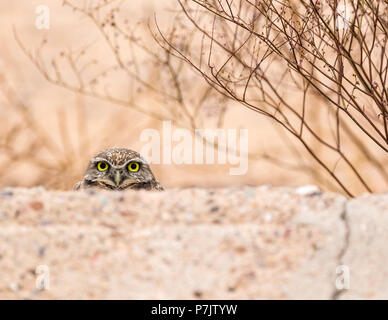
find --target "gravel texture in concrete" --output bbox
[0,186,385,299]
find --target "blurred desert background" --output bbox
[0,0,386,196]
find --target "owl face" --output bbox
[81,148,158,190]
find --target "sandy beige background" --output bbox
[0,0,386,195]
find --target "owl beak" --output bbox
[114,171,122,186]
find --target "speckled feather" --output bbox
[95,148,140,166]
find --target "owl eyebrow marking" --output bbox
[125,157,147,165]
[90,158,112,165]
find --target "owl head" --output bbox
[77,148,162,191]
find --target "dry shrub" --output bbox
[153,0,388,197]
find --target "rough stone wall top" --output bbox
[0,186,385,299]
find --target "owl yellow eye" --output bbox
[97,162,109,172]
[128,162,140,172]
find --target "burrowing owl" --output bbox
[74,148,163,191]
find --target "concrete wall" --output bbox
[0,186,386,299]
